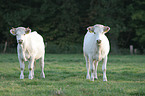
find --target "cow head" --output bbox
[10,27,31,44]
[87,24,110,45]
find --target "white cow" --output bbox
[10,27,45,79]
[83,24,110,81]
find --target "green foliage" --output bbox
[45,43,82,54]
[88,0,129,52]
[129,0,145,48]
[0,0,145,53]
[0,0,82,49]
[0,54,145,96]
[132,10,145,21]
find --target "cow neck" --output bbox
[19,43,24,51]
[18,43,25,61]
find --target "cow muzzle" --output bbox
[18,40,23,44]
[97,40,101,44]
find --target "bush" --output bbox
[45,43,83,54]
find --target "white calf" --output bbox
[83,24,110,81]
[10,27,45,79]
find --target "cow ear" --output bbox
[25,27,31,34]
[103,26,110,33]
[87,26,94,33]
[10,27,16,35]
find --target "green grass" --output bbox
[0,54,145,96]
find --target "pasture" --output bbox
[0,54,145,96]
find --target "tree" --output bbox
[0,0,36,52]
[88,0,128,53]
[0,0,82,53]
[0,0,144,54]
[34,0,81,49]
[129,0,145,53]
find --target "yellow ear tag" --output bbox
[26,32,29,34]
[25,30,30,34]
[104,30,108,33]
[12,31,15,35]
[89,31,93,33]
[12,31,15,34]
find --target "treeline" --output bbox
[0,0,145,54]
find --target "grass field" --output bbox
[0,54,145,96]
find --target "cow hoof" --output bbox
[86,75,90,79]
[29,75,33,79]
[41,72,45,78]
[94,77,98,80]
[90,78,94,81]
[20,75,24,79]
[103,78,107,81]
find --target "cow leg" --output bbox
[28,57,35,79]
[39,56,45,78]
[32,61,35,78]
[102,56,107,81]
[19,59,25,79]
[85,56,90,79]
[89,57,95,81]
[94,61,98,79]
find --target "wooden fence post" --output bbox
[130,45,133,55]
[3,41,8,53]
[134,49,137,55]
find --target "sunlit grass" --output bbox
[0,54,145,96]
